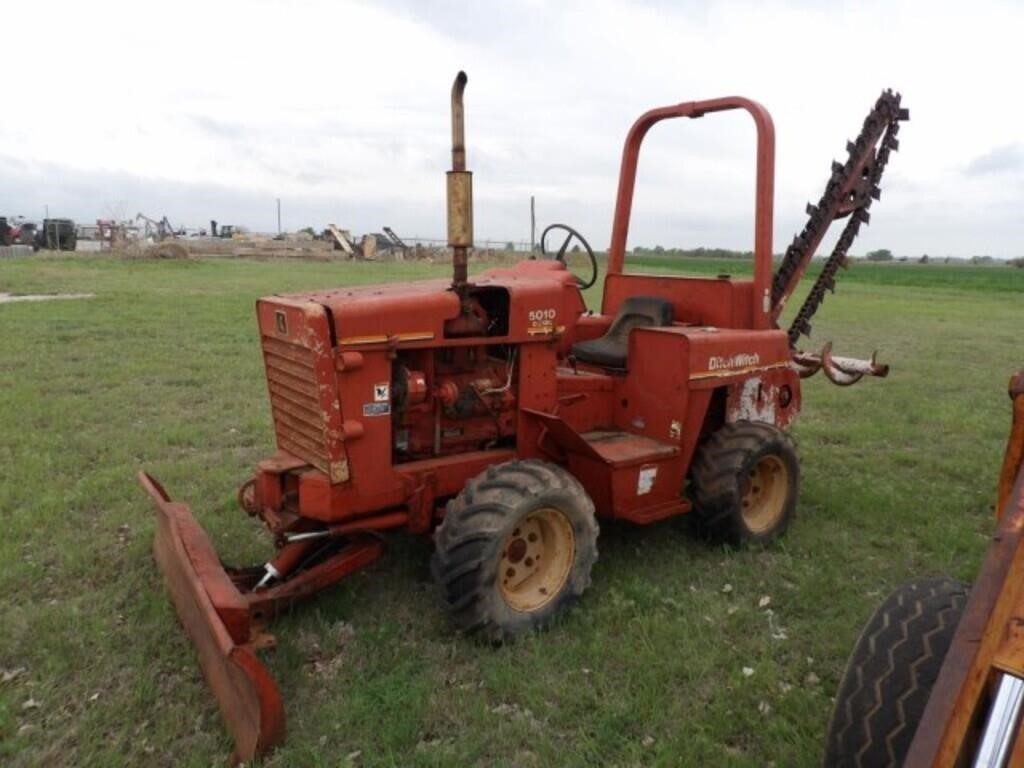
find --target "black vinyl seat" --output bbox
[570,296,674,369]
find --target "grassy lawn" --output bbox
[1,253,1021,767]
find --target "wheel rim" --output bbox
[741,455,789,533]
[499,507,575,612]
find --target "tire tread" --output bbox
[823,578,969,767]
[430,459,598,642]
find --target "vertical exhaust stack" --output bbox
[444,71,487,337]
[447,71,473,298]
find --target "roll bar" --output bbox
[606,97,776,330]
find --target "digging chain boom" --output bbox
[770,90,909,346]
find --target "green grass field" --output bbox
[1,253,1021,766]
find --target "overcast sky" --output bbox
[2,0,1021,257]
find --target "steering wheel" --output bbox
[539,223,598,290]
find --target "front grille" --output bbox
[261,335,330,474]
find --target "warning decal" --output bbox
[637,465,657,495]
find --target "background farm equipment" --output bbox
[322,224,357,255]
[210,221,241,239]
[824,372,1024,768]
[140,72,907,762]
[33,219,76,252]
[1,216,41,248]
[136,212,182,241]
[2,217,79,251]
[321,225,410,260]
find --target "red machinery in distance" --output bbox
[140,72,906,762]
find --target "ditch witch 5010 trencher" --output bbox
[139,72,907,761]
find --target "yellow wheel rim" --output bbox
[499,507,575,612]
[741,455,789,533]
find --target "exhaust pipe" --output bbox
[447,71,473,295]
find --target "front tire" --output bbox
[431,459,599,642]
[691,421,799,544]
[823,578,969,768]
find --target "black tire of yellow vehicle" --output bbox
[822,578,969,768]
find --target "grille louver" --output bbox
[261,335,330,474]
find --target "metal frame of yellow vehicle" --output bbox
[904,371,1024,767]
[825,371,1024,767]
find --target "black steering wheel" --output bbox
[539,223,598,290]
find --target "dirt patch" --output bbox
[0,292,95,304]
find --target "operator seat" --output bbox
[570,296,674,369]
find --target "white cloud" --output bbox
[1,0,1020,256]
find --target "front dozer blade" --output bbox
[139,472,285,764]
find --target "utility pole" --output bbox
[276,198,282,235]
[530,195,535,254]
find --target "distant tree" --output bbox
[1009,258,1024,268]
[505,241,515,251]
[865,248,894,262]
[918,254,929,264]
[971,255,994,265]
[653,245,665,254]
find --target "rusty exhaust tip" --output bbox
[452,71,468,108]
[450,71,468,174]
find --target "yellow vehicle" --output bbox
[824,371,1024,767]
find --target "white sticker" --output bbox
[373,383,390,402]
[637,465,657,496]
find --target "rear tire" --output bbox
[431,459,599,642]
[823,578,969,768]
[691,420,799,544]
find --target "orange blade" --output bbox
[140,472,285,764]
